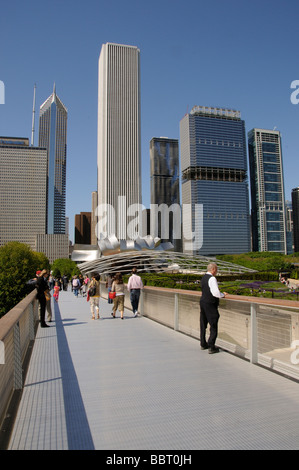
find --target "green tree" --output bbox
[33,251,50,272]
[51,258,80,279]
[0,242,49,318]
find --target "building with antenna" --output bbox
[38,84,68,235]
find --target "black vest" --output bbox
[201,273,219,306]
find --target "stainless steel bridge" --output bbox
[5,289,299,450]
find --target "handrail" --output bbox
[0,290,37,342]
[101,282,299,380]
[0,290,39,445]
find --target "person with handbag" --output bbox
[36,269,50,328]
[88,273,100,320]
[106,274,114,305]
[111,272,125,319]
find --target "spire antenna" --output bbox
[31,83,36,146]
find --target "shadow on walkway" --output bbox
[54,301,95,450]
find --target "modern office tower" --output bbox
[292,187,299,252]
[75,212,91,244]
[97,43,141,241]
[39,84,68,235]
[180,106,251,255]
[0,137,47,249]
[248,128,287,254]
[150,137,181,251]
[285,200,293,254]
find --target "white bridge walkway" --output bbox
[7,289,299,450]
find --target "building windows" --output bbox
[248,128,286,254]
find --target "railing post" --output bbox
[140,289,144,316]
[250,303,258,364]
[13,322,23,390]
[174,293,179,331]
[29,302,35,341]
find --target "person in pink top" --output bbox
[127,268,144,317]
[53,281,60,302]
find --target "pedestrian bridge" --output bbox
[1,286,299,450]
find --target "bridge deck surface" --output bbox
[8,290,299,450]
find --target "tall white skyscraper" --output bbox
[97,43,142,241]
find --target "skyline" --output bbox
[1,0,299,244]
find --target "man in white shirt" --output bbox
[127,268,144,317]
[200,263,227,354]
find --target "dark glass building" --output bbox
[180,106,250,255]
[150,137,181,251]
[292,187,299,252]
[75,212,91,245]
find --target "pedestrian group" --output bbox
[32,262,227,356]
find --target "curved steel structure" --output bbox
[72,236,256,276]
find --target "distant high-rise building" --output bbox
[292,187,299,252]
[0,137,47,249]
[75,212,91,244]
[97,43,141,240]
[285,200,293,254]
[39,84,67,235]
[248,128,287,254]
[150,137,181,251]
[180,106,250,255]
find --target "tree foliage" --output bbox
[51,258,80,279]
[0,242,50,318]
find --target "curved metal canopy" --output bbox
[72,235,256,276]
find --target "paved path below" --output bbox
[7,290,299,450]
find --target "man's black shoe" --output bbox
[208,347,219,354]
[200,345,208,350]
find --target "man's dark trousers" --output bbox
[130,289,140,313]
[200,300,219,348]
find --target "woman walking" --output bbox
[111,272,125,319]
[88,273,100,320]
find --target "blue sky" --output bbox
[1,0,298,243]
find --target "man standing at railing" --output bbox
[200,263,227,354]
[36,270,50,328]
[127,267,144,317]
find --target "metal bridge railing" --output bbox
[0,290,39,440]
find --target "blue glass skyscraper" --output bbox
[180,106,250,255]
[248,128,287,253]
[39,85,67,234]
